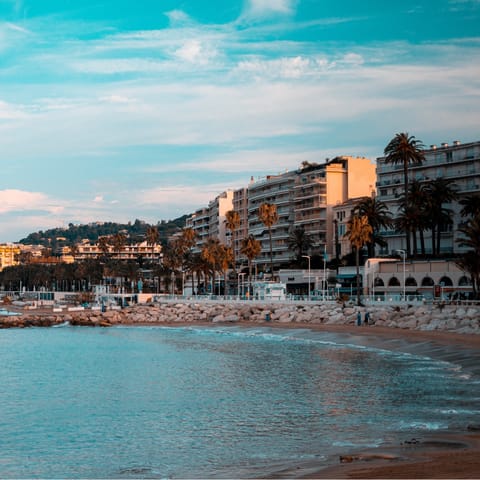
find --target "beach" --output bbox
[276,323,480,479]
[2,302,480,479]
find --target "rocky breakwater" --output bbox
[1,302,479,334]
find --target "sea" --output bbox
[0,324,479,479]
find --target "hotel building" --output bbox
[376,139,480,256]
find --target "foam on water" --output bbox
[0,325,479,479]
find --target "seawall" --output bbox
[1,301,479,334]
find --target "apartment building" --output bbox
[376,139,480,255]
[185,190,234,254]
[247,171,297,270]
[70,240,162,262]
[295,157,376,258]
[185,156,375,272]
[0,243,21,271]
[232,187,248,259]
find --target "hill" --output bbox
[19,216,188,252]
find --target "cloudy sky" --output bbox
[1,0,479,241]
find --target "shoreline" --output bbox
[3,304,480,478]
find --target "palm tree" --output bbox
[225,210,241,271]
[240,234,262,296]
[146,226,160,263]
[424,178,457,256]
[217,244,234,298]
[352,196,392,258]
[110,233,127,258]
[287,226,313,263]
[258,202,278,278]
[459,194,480,220]
[345,215,373,305]
[456,215,480,299]
[201,238,223,295]
[405,180,430,256]
[384,132,425,256]
[97,236,111,260]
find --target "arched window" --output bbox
[405,277,417,287]
[458,276,472,286]
[374,277,384,287]
[439,276,453,286]
[422,277,434,287]
[388,276,400,286]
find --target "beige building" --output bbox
[0,243,21,271]
[70,239,162,262]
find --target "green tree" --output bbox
[240,234,262,295]
[201,238,223,295]
[258,202,278,278]
[456,215,480,299]
[352,196,392,258]
[225,210,241,271]
[424,178,457,256]
[384,132,425,256]
[345,215,373,305]
[146,226,160,263]
[287,226,313,263]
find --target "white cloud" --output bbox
[174,39,216,64]
[243,0,297,18]
[93,195,104,203]
[0,189,63,214]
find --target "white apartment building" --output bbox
[185,190,234,254]
[376,139,480,255]
[71,240,162,262]
[247,171,297,270]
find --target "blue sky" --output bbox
[1,0,479,242]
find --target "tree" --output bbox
[258,203,278,278]
[97,236,111,260]
[423,178,457,256]
[240,235,262,296]
[384,132,425,256]
[352,196,392,258]
[287,226,313,263]
[110,232,127,257]
[225,210,240,270]
[459,194,480,219]
[345,215,373,305]
[456,215,480,299]
[146,226,160,262]
[201,238,223,295]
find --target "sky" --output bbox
[1,0,480,242]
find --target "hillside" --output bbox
[19,216,188,251]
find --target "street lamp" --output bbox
[238,272,245,300]
[396,250,406,301]
[302,255,311,301]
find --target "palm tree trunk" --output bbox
[420,230,426,256]
[356,247,361,306]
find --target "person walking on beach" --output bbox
[364,311,370,325]
[357,311,362,326]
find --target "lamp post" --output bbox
[302,255,311,301]
[238,272,246,300]
[397,250,406,301]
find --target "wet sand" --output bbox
[259,323,480,479]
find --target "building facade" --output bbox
[0,243,21,271]
[187,156,376,273]
[376,139,480,255]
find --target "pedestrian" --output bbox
[364,311,370,325]
[356,311,362,326]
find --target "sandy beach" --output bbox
[263,323,480,479]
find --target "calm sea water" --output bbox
[0,325,479,479]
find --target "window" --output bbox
[388,277,400,286]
